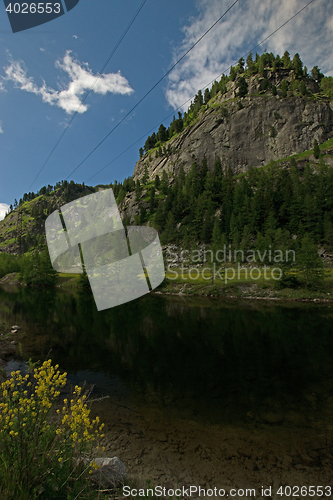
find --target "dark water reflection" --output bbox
[1,285,333,425]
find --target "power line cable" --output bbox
[28,0,147,192]
[202,0,318,93]
[65,0,240,180]
[86,0,318,183]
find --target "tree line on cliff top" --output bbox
[139,51,333,158]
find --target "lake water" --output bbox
[1,284,333,494]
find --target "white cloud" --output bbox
[0,203,9,221]
[4,51,134,114]
[0,121,4,133]
[166,0,333,109]
[40,47,46,52]
[327,15,333,32]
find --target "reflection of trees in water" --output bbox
[1,287,333,417]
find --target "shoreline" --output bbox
[152,280,333,304]
[1,271,333,304]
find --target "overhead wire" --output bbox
[65,0,240,180]
[85,0,318,183]
[28,0,147,191]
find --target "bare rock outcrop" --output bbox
[133,90,333,182]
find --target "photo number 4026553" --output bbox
[3,0,80,32]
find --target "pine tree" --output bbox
[135,179,142,201]
[39,249,58,286]
[281,79,288,98]
[212,216,221,244]
[139,206,147,224]
[229,213,239,246]
[320,76,333,98]
[259,58,265,77]
[296,234,324,288]
[23,250,58,286]
[299,80,307,95]
[154,175,160,190]
[237,57,245,73]
[178,165,186,185]
[142,164,149,185]
[204,88,211,105]
[162,212,177,243]
[323,212,333,251]
[311,66,324,83]
[201,210,213,243]
[117,187,126,205]
[240,225,252,253]
[229,66,237,81]
[187,162,200,200]
[292,53,303,77]
[273,54,282,71]
[212,156,223,203]
[154,200,166,231]
[246,52,256,75]
[199,156,208,187]
[204,170,214,194]
[282,51,291,69]
[160,170,169,195]
[313,139,320,159]
[157,123,167,143]
[149,186,155,213]
[237,77,248,97]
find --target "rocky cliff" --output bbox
[133,72,333,182]
[2,70,333,253]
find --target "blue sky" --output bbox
[0,0,332,219]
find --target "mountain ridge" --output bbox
[133,70,333,183]
[1,56,333,255]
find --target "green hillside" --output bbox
[1,50,333,294]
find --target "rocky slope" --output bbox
[0,183,94,254]
[1,71,333,253]
[133,71,333,182]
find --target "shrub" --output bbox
[0,360,105,500]
[274,273,301,289]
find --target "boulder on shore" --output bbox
[89,456,126,489]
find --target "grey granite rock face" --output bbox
[133,93,333,182]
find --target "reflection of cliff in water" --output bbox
[1,285,333,426]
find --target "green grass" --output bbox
[0,238,16,247]
[161,266,333,300]
[319,136,333,150]
[57,273,83,287]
